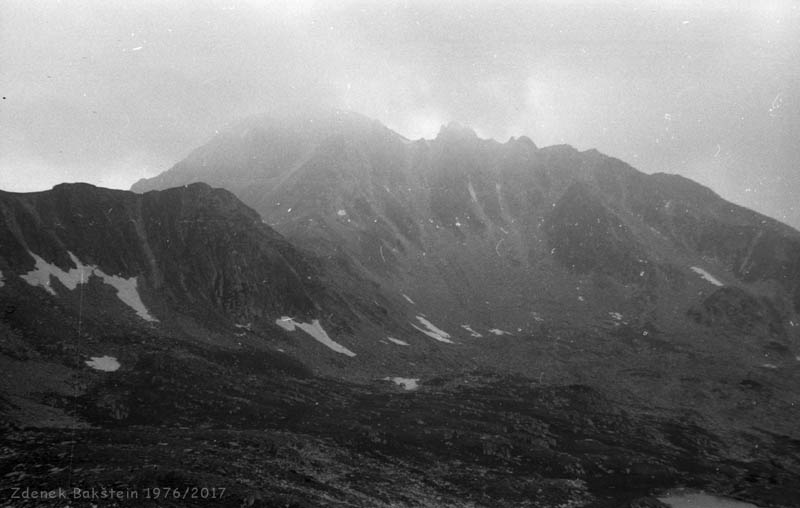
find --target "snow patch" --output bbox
[411,316,454,343]
[761,363,778,369]
[387,337,409,346]
[85,356,120,372]
[461,324,483,338]
[97,270,157,322]
[578,295,585,302]
[21,252,82,294]
[275,316,295,331]
[488,328,511,336]
[337,209,347,216]
[0,270,4,287]
[402,294,415,304]
[235,323,251,330]
[609,312,623,321]
[532,312,544,322]
[21,252,157,321]
[275,317,356,357]
[384,377,419,390]
[467,180,479,203]
[691,266,724,286]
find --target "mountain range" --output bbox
[1,110,798,507]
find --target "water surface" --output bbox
[659,491,761,508]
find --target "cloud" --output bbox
[1,0,345,189]
[1,0,799,228]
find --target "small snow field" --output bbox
[467,181,479,203]
[384,377,419,390]
[85,356,121,372]
[21,251,157,321]
[21,252,83,294]
[276,316,296,331]
[98,270,157,322]
[387,337,409,346]
[275,317,356,357]
[411,316,454,343]
[460,325,483,338]
[691,266,724,286]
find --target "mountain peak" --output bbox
[508,135,538,150]
[436,121,479,141]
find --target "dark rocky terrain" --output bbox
[1,111,799,507]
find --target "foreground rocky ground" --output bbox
[2,356,798,507]
[2,172,799,507]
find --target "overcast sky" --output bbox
[2,0,799,227]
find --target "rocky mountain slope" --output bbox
[1,112,799,507]
[133,111,800,350]
[132,112,800,430]
[0,182,329,327]
[0,182,409,424]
